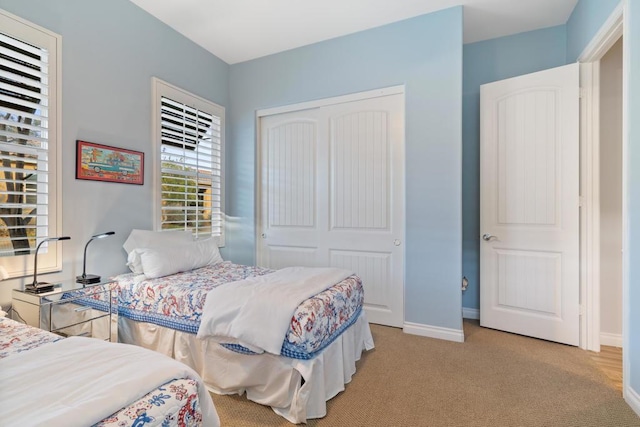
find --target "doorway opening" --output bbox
[598,36,623,351]
[578,3,624,355]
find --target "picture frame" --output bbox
[76,140,144,185]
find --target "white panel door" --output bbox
[258,93,405,327]
[480,63,580,345]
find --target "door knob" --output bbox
[482,233,497,241]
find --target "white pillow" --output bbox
[123,229,193,273]
[136,238,223,279]
[126,250,144,275]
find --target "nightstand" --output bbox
[11,280,118,342]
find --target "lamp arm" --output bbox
[82,238,95,279]
[31,239,47,286]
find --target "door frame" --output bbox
[577,0,626,362]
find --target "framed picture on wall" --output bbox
[76,140,144,185]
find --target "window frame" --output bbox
[151,78,225,245]
[0,9,62,279]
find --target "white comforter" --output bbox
[197,266,353,355]
[0,336,219,427]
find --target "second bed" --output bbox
[113,260,374,424]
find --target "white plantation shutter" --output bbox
[0,10,61,276]
[0,33,50,257]
[153,79,224,243]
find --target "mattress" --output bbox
[0,317,211,426]
[113,261,364,359]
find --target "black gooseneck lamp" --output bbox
[25,236,71,294]
[76,231,115,286]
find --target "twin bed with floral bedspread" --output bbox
[0,316,219,427]
[112,230,375,424]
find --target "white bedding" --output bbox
[197,266,352,354]
[0,336,219,427]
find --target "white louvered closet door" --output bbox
[258,93,405,327]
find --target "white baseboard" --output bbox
[600,332,622,347]
[625,385,640,418]
[403,321,464,343]
[462,308,479,320]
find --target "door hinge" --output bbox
[579,196,585,207]
[579,87,586,99]
[579,305,586,316]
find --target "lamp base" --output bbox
[76,274,101,285]
[25,282,55,294]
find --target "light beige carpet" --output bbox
[211,320,640,426]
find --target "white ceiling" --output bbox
[130,0,579,65]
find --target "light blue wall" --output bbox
[566,0,621,61]
[462,26,568,310]
[624,0,640,402]
[226,8,464,330]
[0,0,229,308]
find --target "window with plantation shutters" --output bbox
[0,11,61,278]
[153,79,224,244]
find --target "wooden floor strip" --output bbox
[590,345,623,393]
